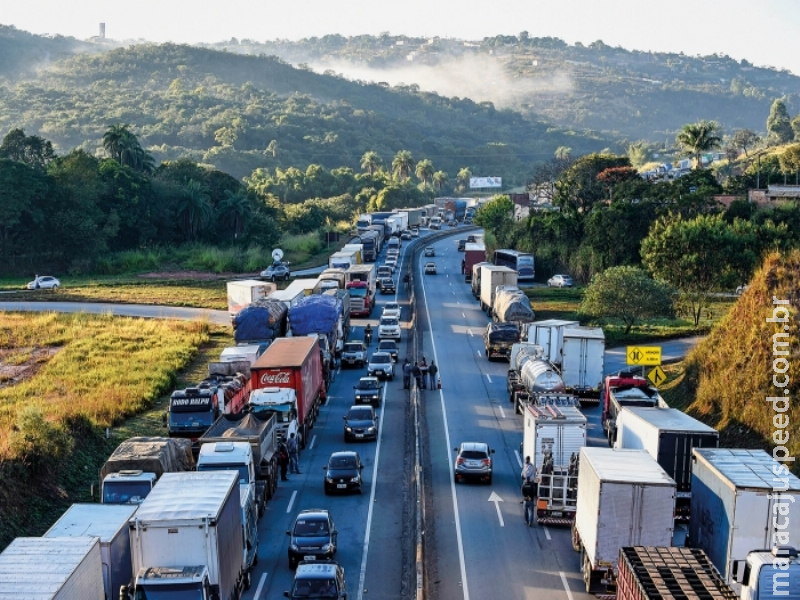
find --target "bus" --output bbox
[493,249,535,281]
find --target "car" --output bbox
[385,256,397,271]
[382,302,401,319]
[26,276,60,290]
[323,451,364,495]
[353,376,382,406]
[379,278,396,295]
[464,217,474,225]
[341,341,367,368]
[378,315,401,340]
[368,351,395,380]
[424,263,437,275]
[736,284,750,295]
[410,228,420,237]
[343,405,378,442]
[377,339,399,362]
[284,560,348,599]
[400,231,412,240]
[424,247,435,257]
[286,509,338,569]
[466,235,477,243]
[453,442,495,484]
[457,239,466,251]
[547,274,573,288]
[261,262,291,282]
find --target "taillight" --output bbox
[482,459,491,466]
[456,458,465,465]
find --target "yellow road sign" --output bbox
[648,366,667,387]
[626,346,662,366]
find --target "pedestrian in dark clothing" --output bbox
[521,481,535,526]
[287,433,301,474]
[428,360,438,389]
[278,441,289,481]
[402,361,412,390]
[419,357,428,389]
[411,362,422,389]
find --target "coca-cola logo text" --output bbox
[261,371,291,385]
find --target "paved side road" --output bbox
[0,301,231,326]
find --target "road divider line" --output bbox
[559,571,575,600]
[286,490,297,514]
[498,406,505,419]
[543,526,552,540]
[467,329,473,337]
[253,573,267,600]
[485,374,492,383]
[514,450,522,468]
[309,435,317,450]
[356,383,389,600]
[477,350,482,356]
[462,312,466,318]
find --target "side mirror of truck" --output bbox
[732,560,748,584]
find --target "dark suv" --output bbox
[286,509,338,569]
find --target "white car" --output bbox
[378,316,401,341]
[736,284,749,295]
[410,228,420,237]
[547,274,573,288]
[27,276,60,290]
[368,351,395,380]
[382,302,401,319]
[385,256,397,271]
[424,247,435,257]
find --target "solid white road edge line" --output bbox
[544,526,552,541]
[420,257,471,600]
[514,450,523,468]
[286,490,297,514]
[356,383,388,600]
[309,435,317,450]
[252,573,267,600]
[486,374,492,383]
[559,571,575,600]
[498,406,505,419]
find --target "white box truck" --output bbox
[479,265,517,313]
[0,536,104,600]
[123,471,249,600]
[574,447,676,593]
[341,243,364,264]
[560,326,605,400]
[328,251,357,270]
[44,503,137,600]
[526,319,579,365]
[690,448,800,593]
[226,280,277,317]
[522,404,585,525]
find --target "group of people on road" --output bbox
[402,357,438,390]
[277,432,301,481]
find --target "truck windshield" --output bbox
[348,287,367,297]
[197,463,250,485]
[136,583,204,600]
[103,480,152,504]
[169,411,215,429]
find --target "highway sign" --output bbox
[648,366,667,387]
[626,346,662,366]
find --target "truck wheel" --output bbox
[571,523,581,552]
[243,570,251,591]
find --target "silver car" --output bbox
[547,274,573,288]
[453,442,495,484]
[27,276,60,290]
[367,351,394,380]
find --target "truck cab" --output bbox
[734,546,800,598]
[167,388,220,441]
[126,565,215,600]
[345,281,372,317]
[197,442,258,517]
[101,470,157,504]
[248,387,300,443]
[601,371,665,445]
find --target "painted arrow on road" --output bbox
[488,491,504,527]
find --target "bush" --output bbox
[9,406,74,474]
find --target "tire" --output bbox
[52,285,59,291]
[253,551,259,566]
[243,570,251,591]
[285,274,290,282]
[453,474,459,484]
[571,523,581,552]
[344,435,350,443]
[486,475,492,485]
[357,484,363,495]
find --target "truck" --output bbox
[44,503,137,600]
[356,213,372,233]
[479,265,518,313]
[463,243,486,281]
[368,212,394,228]
[323,288,351,350]
[492,287,535,325]
[445,198,468,222]
[397,207,424,228]
[560,326,605,399]
[573,447,676,593]
[390,211,408,231]
[614,407,718,522]
[483,322,520,361]
[359,230,380,261]
[250,336,325,448]
[346,264,376,317]
[341,243,364,264]
[471,261,492,297]
[226,280,277,317]
[100,436,195,504]
[123,471,249,600]
[288,294,343,369]
[507,342,567,414]
[385,214,403,236]
[328,251,357,271]
[690,448,800,593]
[233,298,288,345]
[601,371,668,446]
[615,547,737,600]
[248,387,300,444]
[315,268,348,293]
[521,404,586,525]
[167,383,248,443]
[0,537,104,600]
[270,285,308,310]
[526,319,579,366]
[366,224,385,251]
[429,215,442,230]
[197,411,281,514]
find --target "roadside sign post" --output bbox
[626,346,662,379]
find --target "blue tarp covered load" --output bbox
[233,298,288,342]
[289,294,340,339]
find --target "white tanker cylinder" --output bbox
[519,359,565,393]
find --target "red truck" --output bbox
[600,370,667,446]
[249,336,326,446]
[463,243,486,282]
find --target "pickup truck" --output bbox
[341,341,367,368]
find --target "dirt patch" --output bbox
[0,347,60,388]
[137,270,259,281]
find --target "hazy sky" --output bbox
[3,0,799,74]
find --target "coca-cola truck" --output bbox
[249,336,325,447]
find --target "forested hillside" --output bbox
[206,33,800,141]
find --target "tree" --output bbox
[176,179,213,240]
[360,151,382,175]
[102,124,153,173]
[580,266,674,334]
[266,140,278,158]
[641,213,757,325]
[626,142,649,168]
[391,150,414,180]
[102,123,133,163]
[792,115,800,142]
[415,159,434,187]
[676,121,721,169]
[456,167,472,192]
[555,146,572,161]
[217,188,252,240]
[779,145,800,184]
[554,153,630,217]
[731,129,760,158]
[0,128,55,170]
[432,170,449,191]
[766,99,793,145]
[474,195,514,245]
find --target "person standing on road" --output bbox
[522,456,534,484]
[521,482,535,526]
[287,433,301,474]
[278,440,289,481]
[428,360,438,389]
[411,362,422,389]
[419,357,429,390]
[402,360,412,390]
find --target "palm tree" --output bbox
[176,179,213,241]
[102,124,133,163]
[360,151,383,175]
[415,159,434,187]
[432,170,449,191]
[217,189,252,240]
[391,150,414,181]
[456,167,472,192]
[676,121,722,169]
